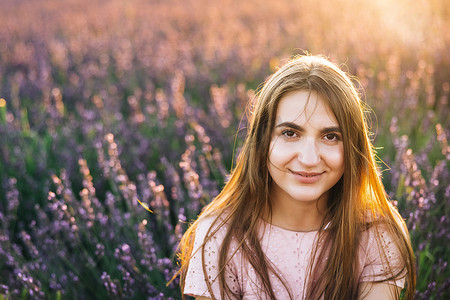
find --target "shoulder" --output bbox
[360,206,409,251]
[359,221,404,263]
[193,212,231,246]
[184,212,241,298]
[358,215,408,288]
[187,211,240,276]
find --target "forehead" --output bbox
[275,90,338,126]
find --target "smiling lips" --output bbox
[289,170,324,183]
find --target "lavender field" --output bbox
[0,0,449,299]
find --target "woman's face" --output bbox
[267,90,344,207]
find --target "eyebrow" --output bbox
[274,122,341,134]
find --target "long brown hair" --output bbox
[176,55,416,299]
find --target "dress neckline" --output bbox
[262,219,321,234]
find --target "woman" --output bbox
[176,55,416,299]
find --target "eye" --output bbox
[281,129,298,138]
[323,133,341,141]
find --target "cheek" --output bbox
[321,144,344,169]
[268,141,279,167]
[268,140,286,174]
[268,139,293,165]
[330,146,345,171]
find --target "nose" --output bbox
[297,138,320,166]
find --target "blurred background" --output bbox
[0,0,448,299]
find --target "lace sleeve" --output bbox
[183,216,241,298]
[359,225,407,288]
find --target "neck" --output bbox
[266,193,328,232]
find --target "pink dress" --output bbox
[184,215,406,299]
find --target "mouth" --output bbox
[289,170,324,183]
[290,170,324,177]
